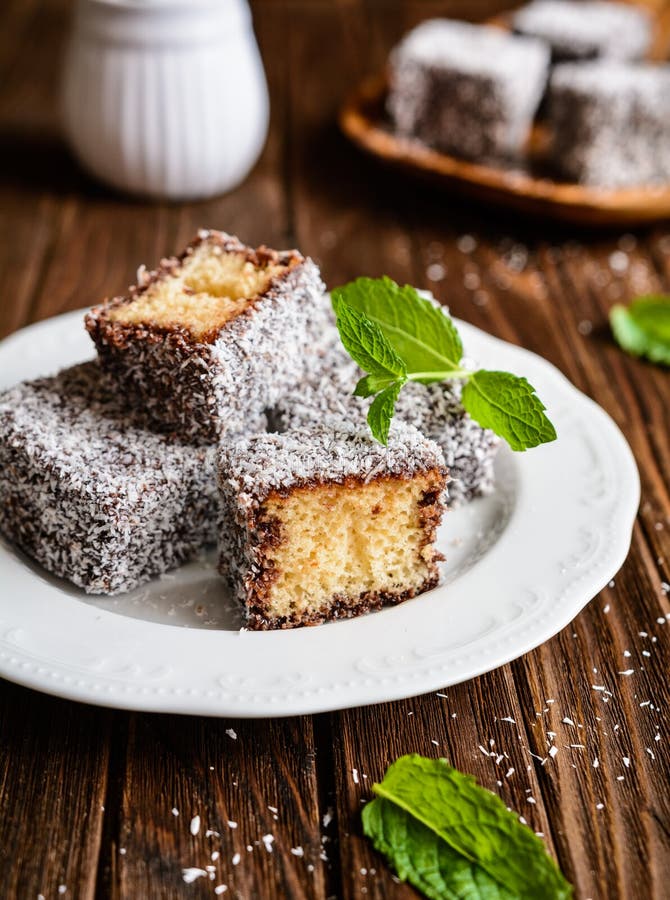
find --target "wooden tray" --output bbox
[339,6,670,227]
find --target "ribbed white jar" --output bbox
[61,0,270,200]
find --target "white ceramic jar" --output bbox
[61,0,270,200]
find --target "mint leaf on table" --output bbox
[610,295,670,366]
[332,276,557,450]
[461,370,557,452]
[362,755,572,900]
[332,276,463,376]
[363,796,516,900]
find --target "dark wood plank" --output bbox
[0,0,73,339]
[0,683,112,900]
[330,671,565,900]
[101,714,328,900]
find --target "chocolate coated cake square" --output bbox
[0,362,220,594]
[513,1,651,64]
[218,422,447,630]
[547,62,670,187]
[388,19,549,160]
[85,230,325,444]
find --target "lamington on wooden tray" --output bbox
[218,422,448,630]
[0,361,222,594]
[547,62,670,187]
[387,19,549,160]
[85,230,325,444]
[513,1,651,64]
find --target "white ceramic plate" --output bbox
[0,311,639,717]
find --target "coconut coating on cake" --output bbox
[271,346,499,507]
[513,1,651,63]
[218,421,447,630]
[547,62,670,187]
[301,291,359,383]
[388,19,549,160]
[85,230,325,444]
[0,361,221,595]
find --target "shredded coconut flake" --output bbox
[182,868,207,884]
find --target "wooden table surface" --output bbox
[1,1,669,898]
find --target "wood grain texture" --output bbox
[0,1,668,899]
[0,683,111,900]
[100,715,328,900]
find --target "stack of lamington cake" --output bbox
[0,230,499,629]
[387,2,670,189]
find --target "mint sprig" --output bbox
[362,755,572,900]
[332,277,557,450]
[610,294,670,366]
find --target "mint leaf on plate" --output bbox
[332,276,463,376]
[334,301,407,382]
[332,276,557,452]
[610,295,670,366]
[461,370,557,452]
[354,373,400,398]
[363,755,572,900]
[366,381,404,445]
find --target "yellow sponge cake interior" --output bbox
[109,241,288,340]
[259,472,443,623]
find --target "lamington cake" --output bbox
[547,62,670,187]
[218,422,448,630]
[387,19,549,160]
[513,1,651,64]
[0,361,221,594]
[85,230,325,444]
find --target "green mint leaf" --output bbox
[610,295,670,365]
[367,381,405,445]
[363,797,516,900]
[332,276,463,375]
[335,301,407,381]
[462,370,557,451]
[354,373,399,398]
[365,755,572,900]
